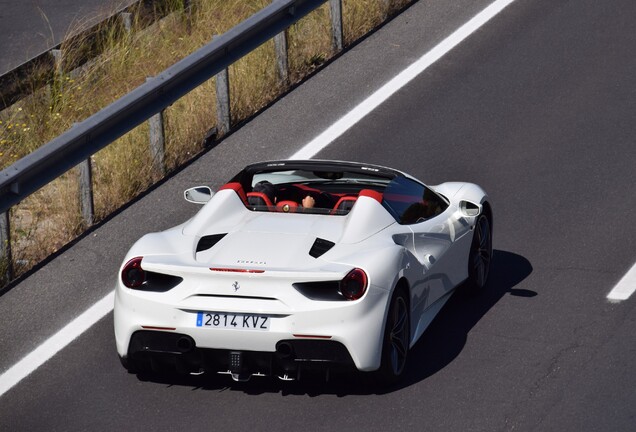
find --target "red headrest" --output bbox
[219,182,247,204]
[359,189,383,203]
[332,196,357,213]
[247,191,274,207]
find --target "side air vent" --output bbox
[309,238,335,258]
[196,233,227,253]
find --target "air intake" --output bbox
[309,238,335,258]
[196,233,227,252]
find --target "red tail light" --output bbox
[121,257,145,288]
[340,268,368,300]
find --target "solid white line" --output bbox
[0,0,518,398]
[0,291,115,397]
[290,0,517,160]
[607,262,636,302]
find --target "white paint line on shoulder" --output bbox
[0,291,115,397]
[0,0,518,398]
[290,0,517,160]
[607,262,636,302]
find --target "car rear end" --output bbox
[114,249,390,381]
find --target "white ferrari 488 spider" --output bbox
[114,160,492,384]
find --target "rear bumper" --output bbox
[123,330,356,379]
[114,283,390,371]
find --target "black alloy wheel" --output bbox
[469,214,492,290]
[377,289,410,385]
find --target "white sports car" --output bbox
[114,160,492,384]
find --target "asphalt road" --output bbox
[1,0,636,430]
[0,0,136,74]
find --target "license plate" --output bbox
[196,312,270,331]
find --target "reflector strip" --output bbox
[210,268,265,273]
[293,334,332,339]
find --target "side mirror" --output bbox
[459,200,482,217]
[184,186,213,204]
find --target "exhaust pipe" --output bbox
[176,336,194,353]
[276,342,294,359]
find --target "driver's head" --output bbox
[252,180,277,204]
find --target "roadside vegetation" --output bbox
[0,0,410,280]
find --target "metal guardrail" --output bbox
[0,0,344,280]
[0,0,329,211]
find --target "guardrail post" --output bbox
[149,110,166,175]
[78,159,94,226]
[0,211,12,283]
[184,0,193,34]
[119,12,132,33]
[274,30,289,86]
[215,67,231,136]
[329,0,343,52]
[50,49,64,108]
[382,0,390,20]
[146,77,166,175]
[51,49,63,74]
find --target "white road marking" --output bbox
[607,262,636,302]
[0,0,518,398]
[0,291,114,396]
[291,0,517,159]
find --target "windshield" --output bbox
[252,169,390,189]
[246,169,391,215]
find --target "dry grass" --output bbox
[0,0,408,280]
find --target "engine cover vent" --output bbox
[196,233,227,253]
[309,238,335,258]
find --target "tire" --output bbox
[119,355,138,374]
[119,354,152,375]
[377,288,410,385]
[468,214,492,291]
